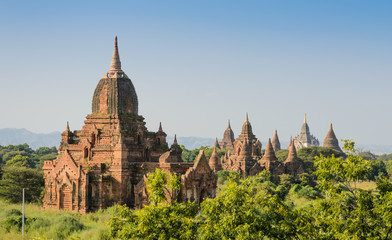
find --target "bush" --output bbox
[216,170,238,185]
[4,208,22,217]
[54,215,84,239]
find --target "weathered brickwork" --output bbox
[42,37,217,213]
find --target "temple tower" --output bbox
[43,37,216,213]
[219,120,235,149]
[260,138,283,175]
[209,147,223,172]
[283,140,305,176]
[294,113,319,150]
[323,123,343,153]
[271,130,281,152]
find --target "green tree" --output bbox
[146,169,182,205]
[275,149,289,162]
[0,166,44,203]
[199,175,300,239]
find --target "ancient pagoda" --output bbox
[323,123,343,153]
[219,120,235,149]
[222,114,262,176]
[42,37,217,213]
[283,140,305,176]
[294,114,319,150]
[271,130,281,152]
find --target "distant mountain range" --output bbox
[0,128,61,149]
[1,128,391,154]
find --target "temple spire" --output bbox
[304,113,307,124]
[272,130,281,152]
[66,121,70,132]
[158,122,163,132]
[110,36,122,71]
[246,112,249,122]
[227,120,231,129]
[213,137,220,149]
[173,134,178,145]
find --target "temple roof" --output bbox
[262,138,278,162]
[272,130,281,152]
[236,113,256,142]
[92,37,138,116]
[323,123,343,153]
[285,140,298,163]
[209,147,222,171]
[239,139,251,157]
[241,113,252,135]
[294,113,319,149]
[213,137,221,149]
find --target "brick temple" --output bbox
[42,37,217,213]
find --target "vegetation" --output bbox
[181,145,228,162]
[2,141,392,239]
[0,201,113,240]
[106,140,392,239]
[0,144,57,204]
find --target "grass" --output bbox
[0,201,115,240]
[350,181,378,192]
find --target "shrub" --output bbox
[54,215,84,239]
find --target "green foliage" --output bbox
[297,146,344,172]
[53,216,85,239]
[0,200,115,239]
[0,166,44,203]
[0,144,57,170]
[289,184,320,199]
[199,176,300,239]
[146,168,182,205]
[216,170,238,185]
[367,159,388,180]
[108,203,198,240]
[181,145,227,163]
[275,149,289,162]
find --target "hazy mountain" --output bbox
[0,128,60,149]
[1,129,391,154]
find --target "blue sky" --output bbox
[0,1,391,146]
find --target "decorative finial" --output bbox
[159,122,163,132]
[227,120,231,129]
[66,121,70,132]
[304,113,307,124]
[245,112,249,122]
[330,123,333,129]
[110,36,122,71]
[174,134,178,145]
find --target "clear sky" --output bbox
[0,0,391,146]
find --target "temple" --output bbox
[42,37,217,213]
[219,120,235,149]
[323,123,343,153]
[283,139,305,176]
[294,114,320,150]
[221,114,262,176]
[271,130,281,152]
